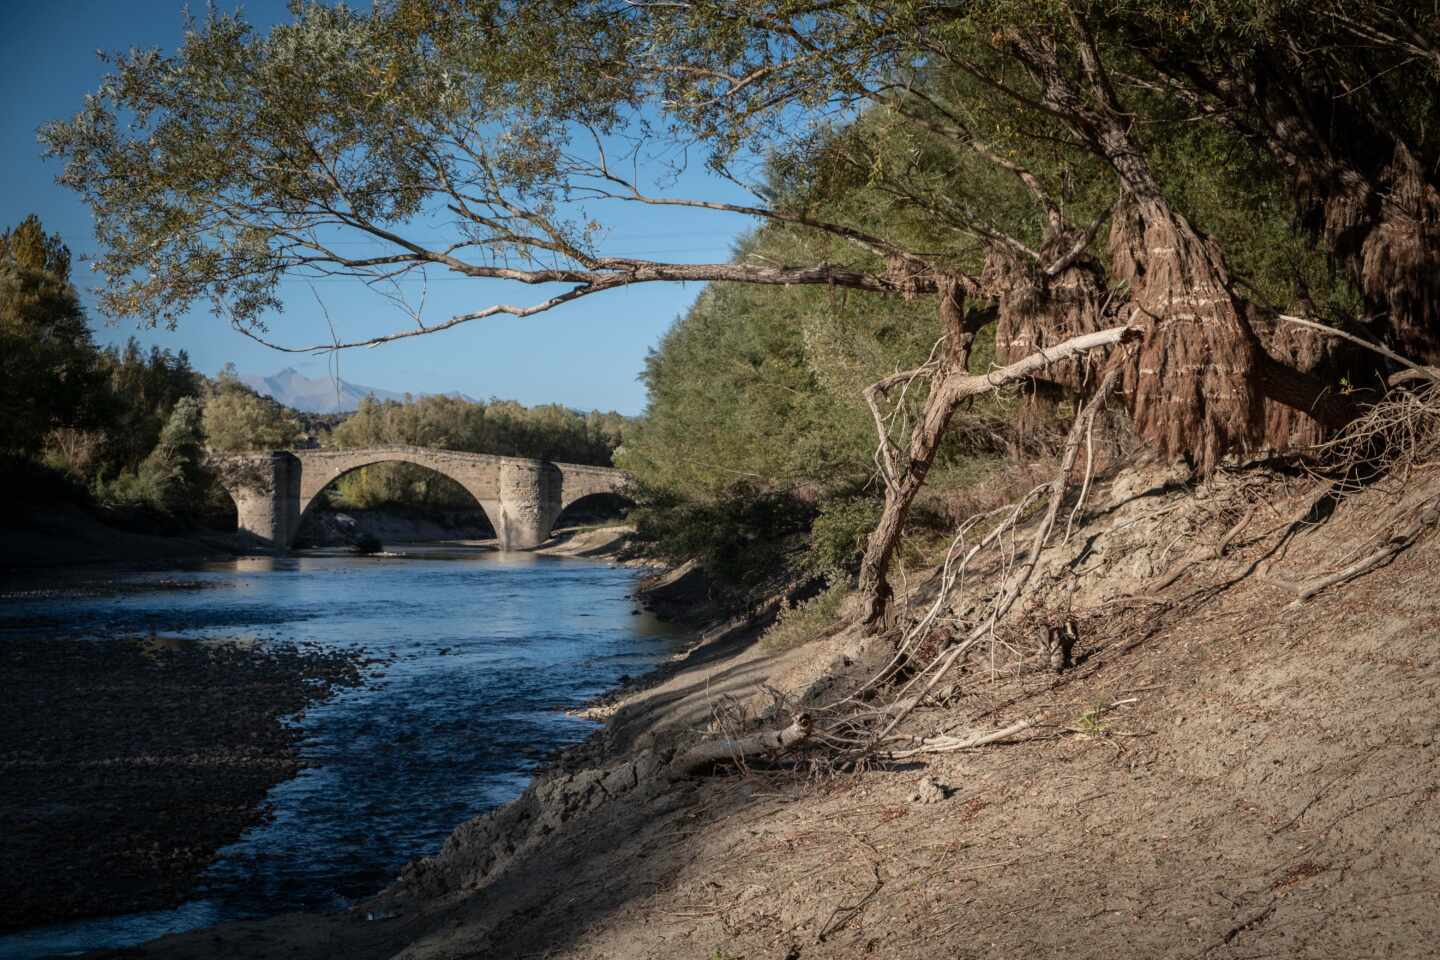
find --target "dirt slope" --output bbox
[100,464,1440,960]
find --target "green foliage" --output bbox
[135,397,209,514]
[629,484,815,607]
[333,394,625,465]
[328,462,478,513]
[761,583,850,651]
[807,498,883,581]
[0,215,108,455]
[93,338,203,474]
[202,367,300,452]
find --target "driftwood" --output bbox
[670,713,814,776]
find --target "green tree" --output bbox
[41,2,1433,621]
[202,368,300,452]
[0,215,107,455]
[95,338,202,473]
[136,396,207,514]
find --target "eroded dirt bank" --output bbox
[88,465,1440,959]
[0,634,372,931]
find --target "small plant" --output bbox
[1072,702,1111,737]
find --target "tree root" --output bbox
[862,367,1122,750]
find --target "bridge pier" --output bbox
[214,452,302,550]
[495,460,563,550]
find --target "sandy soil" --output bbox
[0,634,373,931]
[535,525,638,559]
[86,465,1440,959]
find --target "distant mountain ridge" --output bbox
[238,367,475,413]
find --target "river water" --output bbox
[0,545,683,959]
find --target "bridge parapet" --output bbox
[210,446,629,551]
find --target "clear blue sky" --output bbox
[0,1,754,414]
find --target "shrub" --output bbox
[761,583,850,650]
[806,496,882,581]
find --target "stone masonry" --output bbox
[211,446,630,551]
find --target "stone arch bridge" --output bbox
[212,446,631,551]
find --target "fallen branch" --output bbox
[857,322,1142,625]
[1278,314,1440,384]
[670,713,814,776]
[886,719,1034,758]
[1286,498,1439,605]
[867,367,1123,748]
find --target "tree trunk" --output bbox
[856,324,1141,627]
[856,281,976,627]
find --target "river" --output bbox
[0,545,683,959]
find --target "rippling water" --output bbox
[0,545,683,959]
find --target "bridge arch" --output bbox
[210,446,629,552]
[552,491,636,531]
[292,458,498,545]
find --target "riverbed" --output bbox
[0,545,683,959]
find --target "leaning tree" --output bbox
[42,1,1435,625]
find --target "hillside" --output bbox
[101,457,1440,960]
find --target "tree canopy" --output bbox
[42,1,1440,619]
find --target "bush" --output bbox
[806,496,882,581]
[629,482,815,608]
[761,583,850,650]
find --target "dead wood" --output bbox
[887,720,1035,759]
[670,713,814,777]
[1278,314,1440,385]
[1285,497,1440,605]
[864,367,1123,749]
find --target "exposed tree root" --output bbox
[856,366,1122,752]
[857,322,1141,627]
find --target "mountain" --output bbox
[238,367,475,413]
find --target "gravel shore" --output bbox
[0,634,372,932]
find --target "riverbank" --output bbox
[0,503,248,572]
[0,634,373,932]
[96,460,1440,959]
